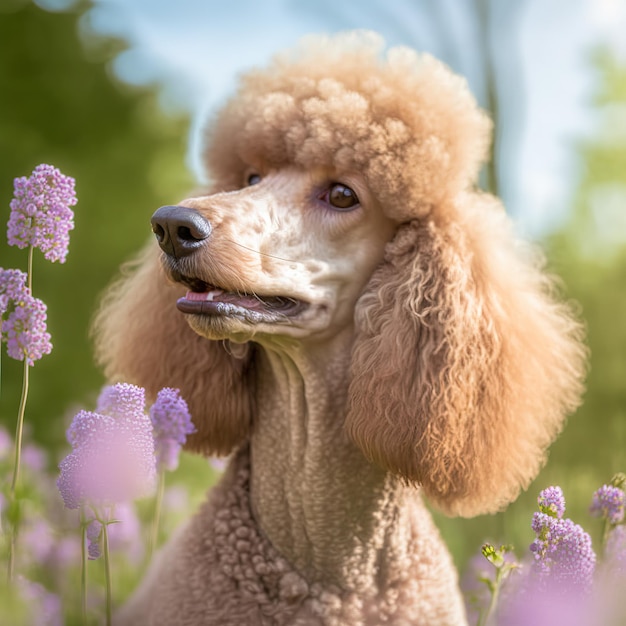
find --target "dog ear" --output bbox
[346,194,587,517]
[92,243,254,456]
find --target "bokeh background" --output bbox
[1,0,625,575]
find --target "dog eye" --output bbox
[323,183,360,210]
[247,173,262,186]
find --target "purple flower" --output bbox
[7,164,77,263]
[22,442,47,472]
[149,387,195,471]
[66,383,146,448]
[530,512,596,591]
[497,572,594,626]
[57,383,156,510]
[50,536,81,571]
[0,268,51,365]
[21,518,55,566]
[590,484,625,525]
[19,518,80,575]
[537,486,565,519]
[96,382,146,422]
[18,577,63,626]
[0,268,28,314]
[2,293,52,365]
[605,525,626,574]
[85,503,144,562]
[86,519,102,560]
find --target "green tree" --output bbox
[545,47,626,486]
[0,1,193,451]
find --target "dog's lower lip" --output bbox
[176,298,227,316]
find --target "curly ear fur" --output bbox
[346,193,587,517]
[92,243,254,456]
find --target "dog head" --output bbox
[95,31,586,516]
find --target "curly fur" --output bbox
[204,31,491,220]
[347,195,585,516]
[122,449,463,625]
[93,31,587,625]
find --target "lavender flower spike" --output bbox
[1,267,52,365]
[86,519,102,560]
[590,484,625,525]
[537,486,566,519]
[0,268,28,314]
[149,387,195,471]
[530,504,596,591]
[8,163,77,263]
[3,293,52,365]
[96,382,146,422]
[57,383,156,509]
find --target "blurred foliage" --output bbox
[437,47,626,570]
[544,47,626,497]
[0,1,193,451]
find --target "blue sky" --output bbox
[43,0,626,236]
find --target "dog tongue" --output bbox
[185,289,223,302]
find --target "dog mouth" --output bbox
[174,273,308,322]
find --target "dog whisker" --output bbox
[225,239,302,265]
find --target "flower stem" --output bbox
[150,469,165,560]
[80,509,88,624]
[27,245,33,292]
[477,569,503,626]
[6,528,16,583]
[10,358,29,495]
[9,245,35,496]
[6,245,35,581]
[102,521,113,626]
[7,353,30,582]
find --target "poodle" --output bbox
[94,31,587,626]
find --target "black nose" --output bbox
[151,205,212,258]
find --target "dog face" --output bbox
[152,167,395,344]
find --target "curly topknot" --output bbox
[203,30,492,220]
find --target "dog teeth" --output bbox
[210,289,225,300]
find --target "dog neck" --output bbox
[249,328,407,591]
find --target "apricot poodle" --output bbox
[95,31,586,625]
